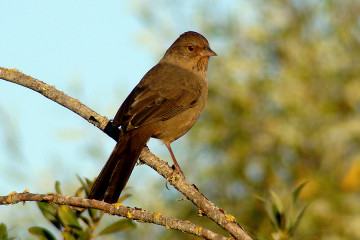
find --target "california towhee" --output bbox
[88,31,216,203]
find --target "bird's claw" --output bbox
[165,165,183,189]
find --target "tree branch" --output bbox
[0,67,253,240]
[0,192,228,240]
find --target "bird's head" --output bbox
[161,31,216,74]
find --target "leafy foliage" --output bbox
[254,182,309,240]
[136,0,360,239]
[0,223,15,240]
[28,178,135,240]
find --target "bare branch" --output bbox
[0,67,252,240]
[0,67,109,132]
[0,192,229,240]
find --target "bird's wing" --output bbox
[112,63,203,131]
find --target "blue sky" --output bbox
[0,1,153,193]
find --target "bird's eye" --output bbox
[187,45,194,52]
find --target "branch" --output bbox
[139,148,252,240]
[1,192,228,240]
[0,67,253,240]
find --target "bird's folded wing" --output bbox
[126,87,199,130]
[112,63,203,130]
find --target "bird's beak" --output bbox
[200,47,217,57]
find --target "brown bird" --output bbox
[88,31,216,203]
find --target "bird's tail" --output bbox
[88,128,152,203]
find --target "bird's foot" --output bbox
[165,165,184,190]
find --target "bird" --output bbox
[88,31,216,203]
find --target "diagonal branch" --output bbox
[0,192,228,240]
[0,67,253,240]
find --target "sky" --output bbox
[0,0,219,234]
[0,1,153,192]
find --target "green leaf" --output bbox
[88,207,98,222]
[269,190,283,213]
[117,193,132,203]
[55,181,62,194]
[85,178,93,191]
[0,223,8,240]
[76,175,89,196]
[252,193,269,204]
[78,228,91,240]
[292,181,307,204]
[253,194,278,229]
[79,215,91,227]
[265,205,278,230]
[98,219,136,236]
[272,203,285,229]
[37,202,61,229]
[288,203,310,236]
[58,205,81,230]
[62,231,76,240]
[75,188,84,198]
[28,227,56,240]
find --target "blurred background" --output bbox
[1,0,360,239]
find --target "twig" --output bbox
[0,192,228,240]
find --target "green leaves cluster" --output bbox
[255,182,309,240]
[28,178,135,240]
